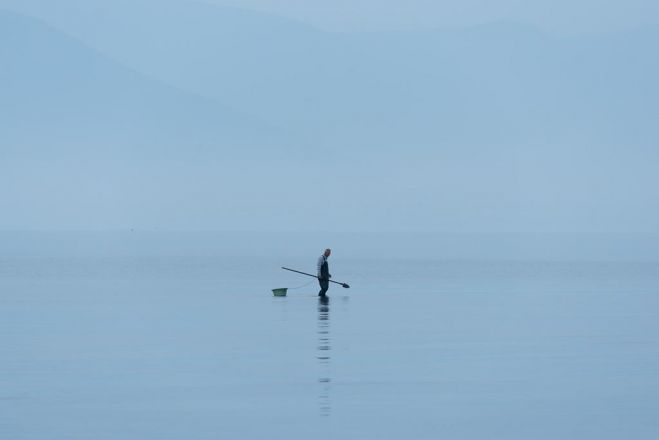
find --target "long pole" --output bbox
[281,267,350,288]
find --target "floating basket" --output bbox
[272,287,288,297]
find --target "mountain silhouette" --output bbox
[0,9,282,160]
[2,0,657,152]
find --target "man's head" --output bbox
[324,248,331,258]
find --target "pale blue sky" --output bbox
[209,0,659,33]
[1,0,658,235]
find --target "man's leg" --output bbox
[318,279,329,296]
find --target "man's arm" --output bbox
[317,256,324,278]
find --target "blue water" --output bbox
[2,237,659,439]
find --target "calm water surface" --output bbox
[2,252,659,439]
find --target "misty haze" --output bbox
[1,1,658,439]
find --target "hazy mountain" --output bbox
[0,9,281,160]
[1,0,657,151]
[0,1,657,233]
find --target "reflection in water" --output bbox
[317,296,331,417]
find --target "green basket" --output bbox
[272,288,288,297]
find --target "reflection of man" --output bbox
[317,248,331,297]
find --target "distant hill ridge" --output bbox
[1,0,658,152]
[0,8,281,157]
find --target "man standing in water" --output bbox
[317,248,331,297]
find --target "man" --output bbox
[317,248,331,297]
